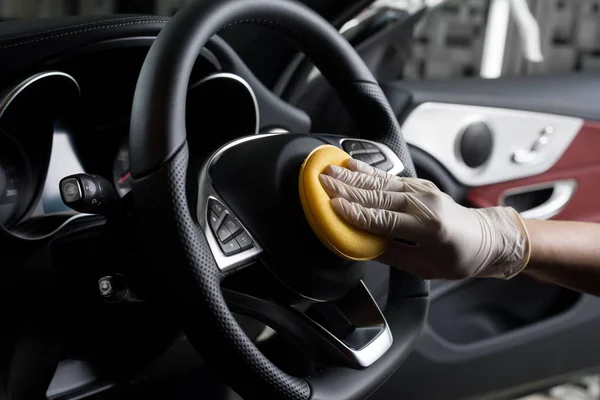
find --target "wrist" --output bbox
[502,207,531,278]
[473,207,531,279]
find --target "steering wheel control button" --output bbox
[375,159,393,172]
[220,238,241,255]
[223,215,242,236]
[235,231,254,251]
[342,140,364,153]
[370,152,386,165]
[209,211,221,231]
[360,141,380,152]
[60,178,81,203]
[217,224,233,243]
[352,152,374,164]
[210,199,226,217]
[205,196,260,261]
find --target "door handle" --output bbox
[500,180,577,220]
[511,125,554,165]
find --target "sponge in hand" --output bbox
[298,145,390,261]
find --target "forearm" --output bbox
[522,218,600,296]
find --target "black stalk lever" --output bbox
[59,174,119,215]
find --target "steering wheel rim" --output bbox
[129,1,428,399]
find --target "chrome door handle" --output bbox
[500,180,577,220]
[512,125,554,165]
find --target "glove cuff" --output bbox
[473,207,531,279]
[503,207,531,279]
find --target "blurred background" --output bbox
[2,0,600,81]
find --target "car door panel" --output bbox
[468,121,600,222]
[400,103,583,186]
[382,73,600,123]
[374,286,600,400]
[371,75,600,400]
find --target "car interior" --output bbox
[1,0,599,399]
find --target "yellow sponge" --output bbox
[298,145,390,261]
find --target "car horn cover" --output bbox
[299,145,391,261]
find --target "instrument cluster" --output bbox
[0,130,32,226]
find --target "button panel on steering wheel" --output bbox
[341,139,394,171]
[336,137,405,175]
[201,191,263,273]
[207,198,255,256]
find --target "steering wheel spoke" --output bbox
[299,281,393,369]
[224,281,391,369]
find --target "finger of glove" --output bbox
[325,164,439,194]
[345,158,440,189]
[345,158,392,179]
[324,165,405,192]
[320,175,408,212]
[331,197,426,241]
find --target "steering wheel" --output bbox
[129,0,429,399]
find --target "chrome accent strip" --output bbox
[303,281,393,368]
[8,213,95,241]
[0,71,80,120]
[401,103,583,186]
[0,71,82,237]
[501,180,577,220]
[266,127,290,134]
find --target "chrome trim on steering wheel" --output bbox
[197,134,283,272]
[301,281,393,368]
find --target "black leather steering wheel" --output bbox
[129,0,429,399]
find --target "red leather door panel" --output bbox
[467,121,600,222]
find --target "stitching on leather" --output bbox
[218,18,302,41]
[0,19,170,49]
[0,16,168,43]
[0,16,300,50]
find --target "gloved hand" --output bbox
[319,159,531,280]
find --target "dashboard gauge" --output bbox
[113,139,132,197]
[0,132,32,226]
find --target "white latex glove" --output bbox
[319,159,531,280]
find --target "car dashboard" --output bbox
[0,35,310,234]
[0,18,324,399]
